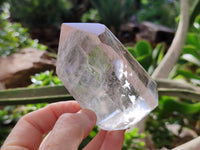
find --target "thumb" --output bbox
[39,109,97,150]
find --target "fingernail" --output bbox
[78,109,97,123]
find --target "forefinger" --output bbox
[1,101,81,150]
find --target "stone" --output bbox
[57,23,158,130]
[166,124,198,147]
[119,22,139,43]
[138,21,175,45]
[0,48,56,88]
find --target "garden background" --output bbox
[0,0,200,149]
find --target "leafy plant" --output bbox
[123,128,146,150]
[145,14,200,148]
[190,0,200,28]
[126,23,200,147]
[0,4,47,57]
[7,0,72,27]
[0,0,6,6]
[80,127,147,150]
[29,70,62,87]
[127,40,165,74]
[81,8,101,23]
[90,0,134,34]
[171,14,200,85]
[0,70,60,145]
[0,103,47,146]
[136,0,180,28]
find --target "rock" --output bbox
[0,48,56,88]
[166,124,198,147]
[167,124,198,138]
[119,22,139,43]
[137,21,175,45]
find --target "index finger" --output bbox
[1,101,81,150]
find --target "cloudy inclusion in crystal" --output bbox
[57,23,158,130]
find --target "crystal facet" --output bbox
[57,23,158,130]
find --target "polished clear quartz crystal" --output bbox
[57,23,158,130]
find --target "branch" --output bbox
[0,85,74,105]
[158,88,200,102]
[156,79,200,101]
[1,80,200,105]
[172,136,200,150]
[152,0,189,79]
[156,78,200,92]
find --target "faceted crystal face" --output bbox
[57,23,158,130]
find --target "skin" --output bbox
[1,101,125,150]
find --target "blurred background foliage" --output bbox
[135,0,180,28]
[0,0,200,149]
[0,4,47,56]
[7,0,73,27]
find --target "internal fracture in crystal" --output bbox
[57,23,158,130]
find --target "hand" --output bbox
[1,101,125,150]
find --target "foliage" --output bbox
[81,8,101,23]
[0,70,147,149]
[146,95,200,148]
[171,14,200,85]
[0,0,6,6]
[0,4,47,57]
[29,70,62,88]
[127,40,165,75]
[126,16,200,147]
[0,103,47,146]
[123,128,146,150]
[0,2,200,147]
[7,0,72,27]
[190,0,200,28]
[0,71,60,145]
[136,0,180,28]
[127,42,174,148]
[144,14,200,148]
[79,126,147,150]
[78,125,99,149]
[89,0,134,34]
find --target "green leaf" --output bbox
[137,54,153,71]
[126,46,137,58]
[190,0,200,28]
[183,45,200,60]
[186,33,200,50]
[135,40,152,57]
[0,85,72,105]
[159,98,200,118]
[177,69,200,80]
[181,54,200,67]
[0,6,47,57]
[152,43,165,66]
[193,14,200,32]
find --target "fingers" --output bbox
[100,130,125,150]
[84,130,125,150]
[1,101,81,150]
[83,130,108,150]
[39,109,97,150]
[1,100,125,150]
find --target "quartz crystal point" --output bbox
[57,23,158,130]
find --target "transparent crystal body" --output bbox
[57,23,158,130]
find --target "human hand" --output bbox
[1,101,125,150]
